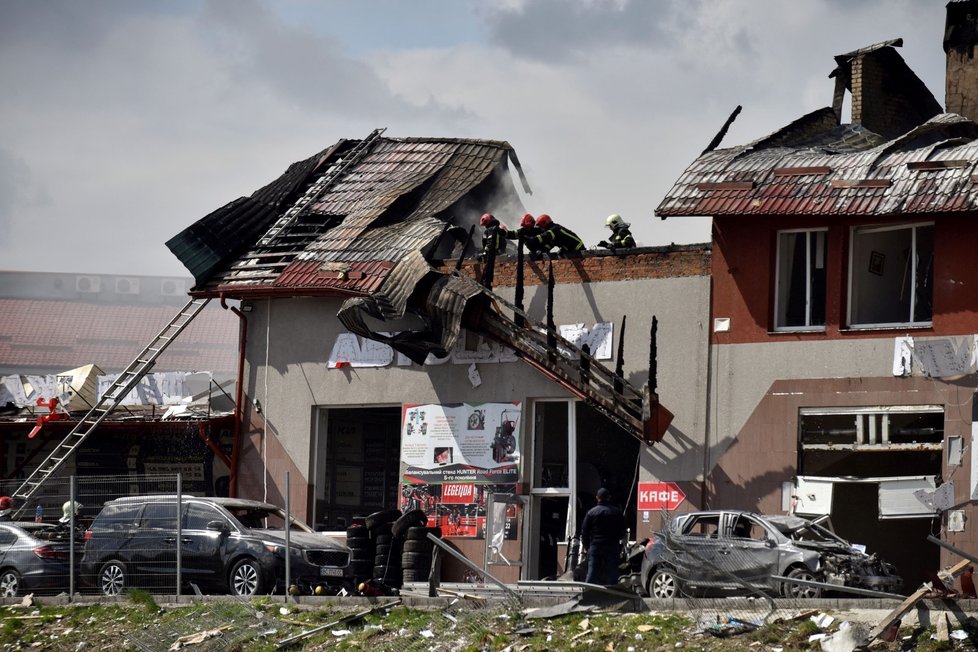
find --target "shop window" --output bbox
[775,229,826,330]
[848,223,933,328]
[799,406,944,449]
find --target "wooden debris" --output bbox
[169,625,232,650]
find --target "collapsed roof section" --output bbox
[167,131,529,362]
[656,41,978,218]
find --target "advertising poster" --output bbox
[400,402,521,539]
[400,402,521,484]
[400,482,518,540]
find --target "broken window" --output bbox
[799,406,944,449]
[775,229,827,330]
[848,223,933,328]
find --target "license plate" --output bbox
[320,567,343,577]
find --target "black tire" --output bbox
[365,509,401,530]
[346,525,370,541]
[351,560,372,577]
[392,509,428,538]
[402,568,426,582]
[403,539,433,553]
[375,543,392,557]
[402,552,432,570]
[648,567,680,599]
[405,526,442,540]
[350,547,373,562]
[347,538,373,552]
[376,552,401,567]
[0,569,21,598]
[99,560,127,597]
[229,558,265,597]
[374,533,393,546]
[781,567,821,599]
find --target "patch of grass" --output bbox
[126,588,159,614]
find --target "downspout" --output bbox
[221,293,247,497]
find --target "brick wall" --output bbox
[947,51,978,123]
[434,244,712,288]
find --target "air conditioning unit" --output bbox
[75,275,101,293]
[160,279,186,297]
[115,277,140,295]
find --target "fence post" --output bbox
[69,476,76,601]
[285,471,291,601]
[176,473,182,600]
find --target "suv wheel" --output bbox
[0,569,21,597]
[230,558,264,596]
[100,560,127,597]
[649,568,680,599]
[781,567,821,599]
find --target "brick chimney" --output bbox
[945,0,978,122]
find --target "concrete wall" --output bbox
[236,265,712,522]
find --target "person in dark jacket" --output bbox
[580,487,626,585]
[479,213,508,258]
[506,213,547,258]
[532,214,585,256]
[597,213,636,251]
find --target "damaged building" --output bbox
[165,133,710,582]
[655,2,978,589]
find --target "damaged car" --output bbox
[640,510,902,599]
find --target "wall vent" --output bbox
[115,277,140,294]
[161,279,186,297]
[75,276,102,293]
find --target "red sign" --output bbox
[637,482,686,511]
[440,483,475,504]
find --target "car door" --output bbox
[717,513,780,589]
[668,513,723,585]
[130,501,180,591]
[180,502,231,589]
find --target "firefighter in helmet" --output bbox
[597,213,636,251]
[506,212,547,259]
[478,213,508,258]
[531,214,585,256]
[0,496,12,521]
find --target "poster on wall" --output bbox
[400,482,518,540]
[400,402,521,484]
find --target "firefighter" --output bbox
[478,213,508,259]
[597,213,636,251]
[0,496,12,521]
[532,214,585,256]
[506,213,547,259]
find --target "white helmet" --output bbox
[605,213,624,229]
[60,500,82,523]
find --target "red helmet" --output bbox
[520,213,534,229]
[0,496,12,511]
[480,213,495,227]
[535,214,553,228]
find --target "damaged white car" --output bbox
[639,510,903,599]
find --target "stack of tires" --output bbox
[363,509,403,589]
[401,525,442,582]
[345,518,374,587]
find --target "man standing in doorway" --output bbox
[580,487,626,585]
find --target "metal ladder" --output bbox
[12,297,211,505]
[256,127,387,247]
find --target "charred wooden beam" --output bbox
[649,315,658,395]
[515,234,525,328]
[614,315,626,395]
[579,343,591,386]
[454,224,476,272]
[546,261,556,350]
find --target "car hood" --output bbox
[789,540,859,556]
[252,529,347,550]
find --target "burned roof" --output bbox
[656,41,978,219]
[167,131,528,297]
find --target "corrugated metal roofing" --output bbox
[170,133,517,296]
[656,113,978,218]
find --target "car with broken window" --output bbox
[80,496,352,597]
[640,510,902,599]
[0,521,83,597]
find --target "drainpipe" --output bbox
[221,293,247,497]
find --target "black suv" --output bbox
[81,496,351,597]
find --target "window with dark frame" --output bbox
[775,230,827,330]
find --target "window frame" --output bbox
[773,228,828,332]
[846,221,934,329]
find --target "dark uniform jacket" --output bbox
[506,226,546,253]
[534,223,585,254]
[580,502,626,551]
[481,223,508,256]
[608,225,636,249]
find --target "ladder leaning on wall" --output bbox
[12,297,211,510]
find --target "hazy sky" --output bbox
[0,0,952,277]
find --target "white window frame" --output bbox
[846,222,934,329]
[774,228,828,332]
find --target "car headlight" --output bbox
[263,541,284,556]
